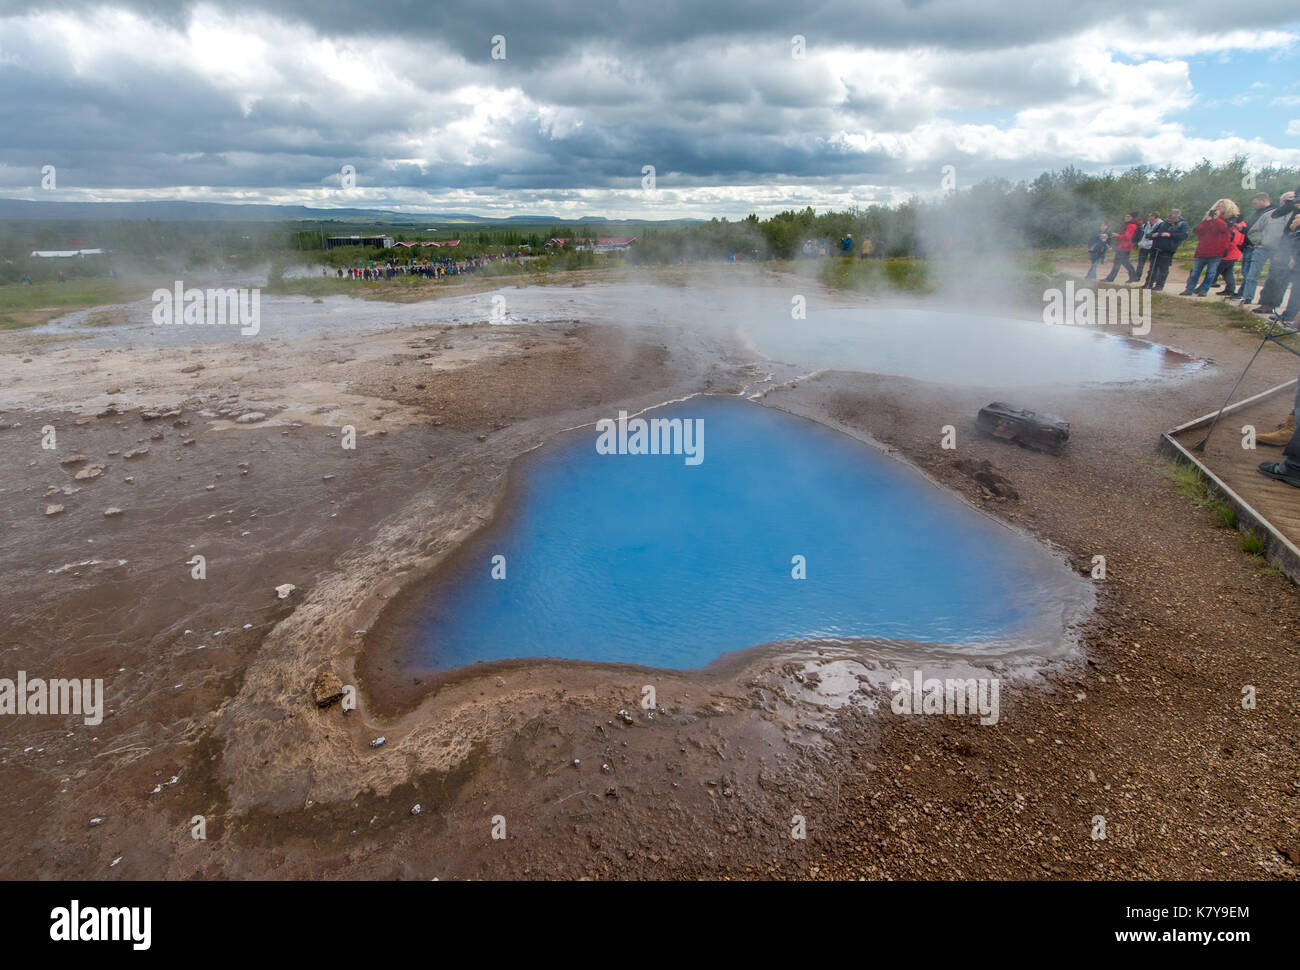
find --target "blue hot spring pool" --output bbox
[409,396,1089,671]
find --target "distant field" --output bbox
[0,278,158,330]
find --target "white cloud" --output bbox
[1,4,1298,217]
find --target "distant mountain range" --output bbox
[0,198,700,226]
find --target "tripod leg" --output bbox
[1191,317,1281,452]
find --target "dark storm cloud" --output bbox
[5,0,1298,62]
[0,0,1296,210]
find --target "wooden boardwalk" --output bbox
[1163,380,1300,581]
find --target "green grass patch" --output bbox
[0,278,158,330]
[1160,458,1237,528]
[817,256,933,293]
[1239,531,1265,555]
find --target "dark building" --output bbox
[325,235,395,250]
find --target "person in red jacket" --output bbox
[1214,215,1247,296]
[1180,200,1234,296]
[1103,211,1141,282]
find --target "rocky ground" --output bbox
[0,265,1295,880]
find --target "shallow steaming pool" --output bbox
[409,396,1090,671]
[744,306,1198,387]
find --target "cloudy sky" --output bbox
[1,0,1298,218]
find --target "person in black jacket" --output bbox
[1143,209,1189,290]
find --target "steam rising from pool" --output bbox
[48,280,1199,392]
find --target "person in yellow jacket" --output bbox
[860,237,872,259]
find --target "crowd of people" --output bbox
[1085,189,1300,321]
[329,251,527,281]
[1085,188,1300,488]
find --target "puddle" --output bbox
[401,396,1092,671]
[33,284,1200,391]
[741,306,1200,387]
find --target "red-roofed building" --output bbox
[547,236,637,253]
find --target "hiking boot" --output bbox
[1257,415,1296,446]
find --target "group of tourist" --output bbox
[331,251,527,281]
[1084,188,1300,488]
[1085,189,1300,321]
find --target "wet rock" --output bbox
[45,504,64,516]
[106,386,121,395]
[976,402,1069,455]
[59,454,89,466]
[103,507,123,517]
[180,364,204,374]
[953,458,1019,500]
[74,465,104,481]
[275,583,296,600]
[123,447,149,459]
[310,670,345,708]
[235,412,267,424]
[141,411,163,421]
